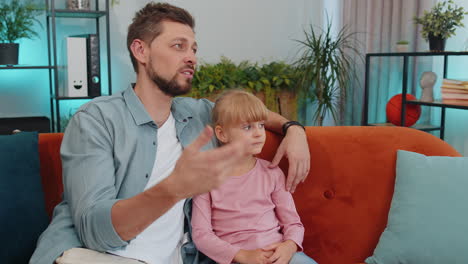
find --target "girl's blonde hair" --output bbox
[212,89,268,127]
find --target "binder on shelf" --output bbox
[76,34,101,97]
[59,34,101,98]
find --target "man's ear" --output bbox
[130,39,148,65]
[214,125,229,144]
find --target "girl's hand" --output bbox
[263,240,298,264]
[234,248,274,264]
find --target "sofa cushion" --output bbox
[366,150,468,264]
[0,132,49,263]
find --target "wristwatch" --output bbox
[282,120,305,135]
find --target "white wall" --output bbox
[109,0,323,93]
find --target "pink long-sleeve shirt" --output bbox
[191,158,304,264]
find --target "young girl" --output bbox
[191,90,317,264]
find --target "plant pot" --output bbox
[396,44,409,52]
[0,43,19,65]
[67,0,90,10]
[277,91,298,121]
[204,90,222,102]
[428,34,446,51]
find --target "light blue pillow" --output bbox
[366,150,468,264]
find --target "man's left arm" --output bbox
[265,110,310,193]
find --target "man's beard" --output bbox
[146,61,192,97]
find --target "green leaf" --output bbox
[255,82,263,91]
[261,78,270,86]
[0,0,44,43]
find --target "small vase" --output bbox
[428,34,446,52]
[396,44,408,52]
[67,0,90,10]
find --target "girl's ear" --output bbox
[215,125,229,143]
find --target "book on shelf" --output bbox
[442,79,468,93]
[440,83,468,90]
[442,93,468,100]
[443,78,468,85]
[442,99,468,105]
[441,87,468,94]
[441,80,468,101]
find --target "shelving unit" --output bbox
[46,0,112,132]
[0,65,54,70]
[362,51,468,140]
[0,63,54,132]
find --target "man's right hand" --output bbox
[164,126,251,199]
[112,126,250,241]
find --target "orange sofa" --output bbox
[37,126,460,264]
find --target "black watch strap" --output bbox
[282,120,305,135]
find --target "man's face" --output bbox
[146,20,198,97]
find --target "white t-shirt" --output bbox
[109,113,185,264]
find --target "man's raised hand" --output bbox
[165,126,250,199]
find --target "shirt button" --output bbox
[145,174,149,178]
[153,141,156,145]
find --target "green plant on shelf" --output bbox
[188,57,299,119]
[190,57,298,98]
[0,0,44,43]
[413,0,467,40]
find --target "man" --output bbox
[30,3,309,264]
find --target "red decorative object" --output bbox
[386,94,421,127]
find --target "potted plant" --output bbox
[190,57,299,120]
[293,19,361,126]
[396,40,409,52]
[255,61,298,119]
[414,0,467,52]
[0,0,43,65]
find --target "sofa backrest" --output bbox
[38,127,461,264]
[258,126,461,264]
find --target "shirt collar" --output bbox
[171,97,193,123]
[123,85,193,126]
[123,85,153,126]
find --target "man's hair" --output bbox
[212,89,269,128]
[127,2,195,73]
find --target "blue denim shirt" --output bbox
[30,86,216,264]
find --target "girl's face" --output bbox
[215,120,266,155]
